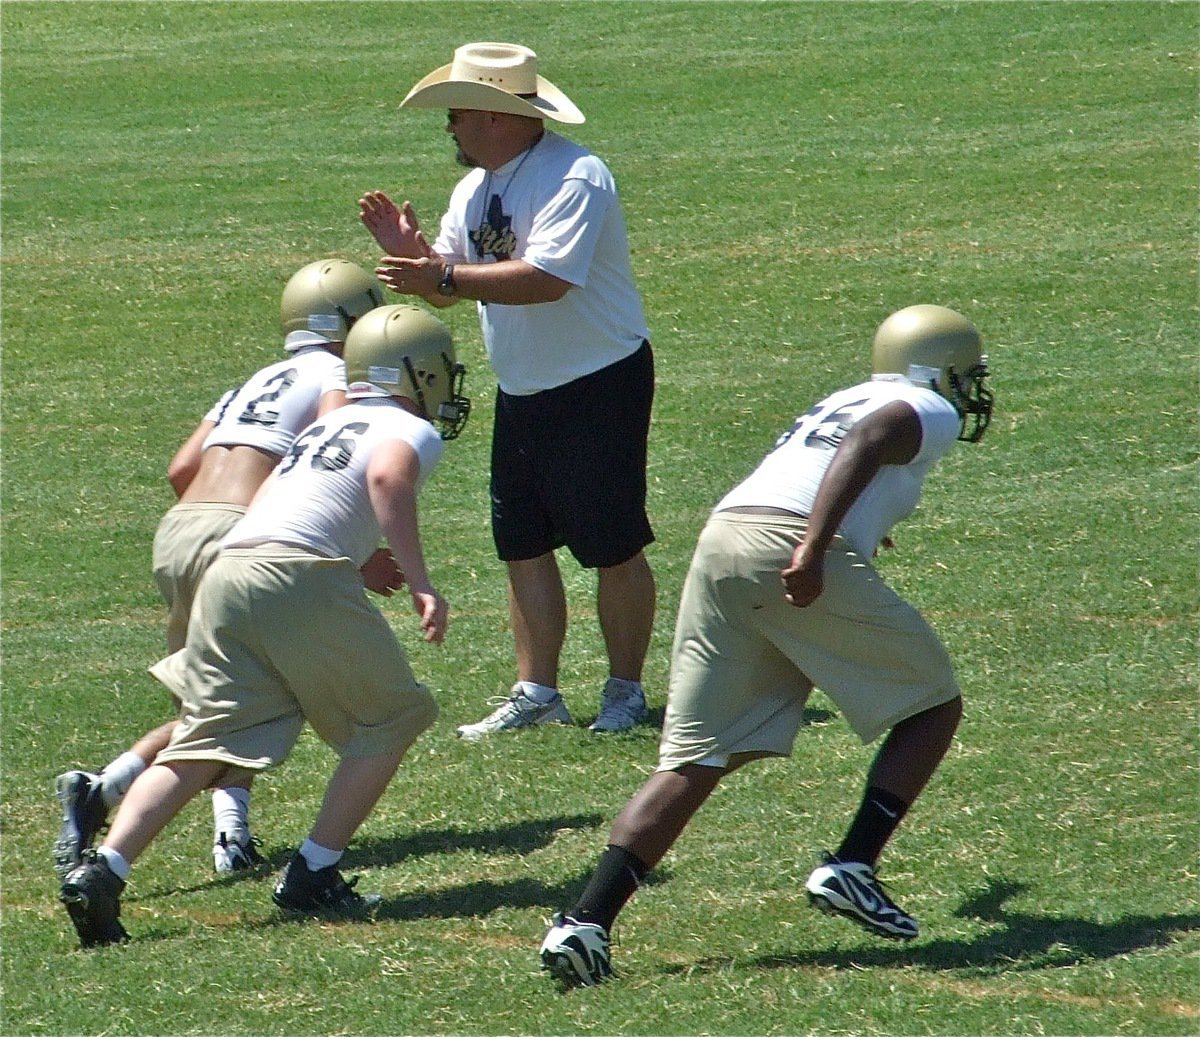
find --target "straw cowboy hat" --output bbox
[401,42,585,124]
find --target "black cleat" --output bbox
[539,912,614,987]
[805,851,918,940]
[60,851,129,949]
[271,855,381,918]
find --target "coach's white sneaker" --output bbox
[455,685,573,741]
[805,852,918,940]
[590,678,647,733]
[540,912,613,987]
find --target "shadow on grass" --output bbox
[370,863,671,923]
[568,703,835,732]
[377,874,583,922]
[132,814,607,902]
[378,864,662,926]
[349,813,607,867]
[665,879,1200,975]
[235,863,673,934]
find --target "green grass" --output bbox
[2,2,1197,1034]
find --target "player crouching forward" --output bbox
[541,305,993,986]
[59,305,470,948]
[53,257,385,882]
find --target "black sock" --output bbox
[835,786,910,867]
[568,844,650,932]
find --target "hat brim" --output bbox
[401,64,585,124]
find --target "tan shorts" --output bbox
[657,512,960,772]
[151,545,437,771]
[151,503,246,653]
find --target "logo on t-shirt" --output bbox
[471,194,517,261]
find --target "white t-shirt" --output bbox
[714,378,961,556]
[434,130,649,395]
[223,398,444,567]
[202,346,345,457]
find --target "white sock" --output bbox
[298,839,342,872]
[98,752,147,808]
[96,846,131,882]
[212,787,251,845]
[518,681,559,704]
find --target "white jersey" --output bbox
[715,379,961,556]
[434,130,649,396]
[202,389,237,424]
[202,346,345,457]
[222,398,444,567]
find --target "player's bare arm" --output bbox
[782,401,922,608]
[317,388,347,417]
[165,419,219,498]
[359,546,405,597]
[367,440,448,645]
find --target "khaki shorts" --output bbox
[151,503,246,653]
[152,545,437,771]
[657,512,960,772]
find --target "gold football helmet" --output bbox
[280,259,384,343]
[872,304,994,442]
[343,304,471,440]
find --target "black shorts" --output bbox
[491,340,655,569]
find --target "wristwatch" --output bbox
[437,263,457,297]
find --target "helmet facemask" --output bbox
[403,352,472,441]
[947,359,993,443]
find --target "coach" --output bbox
[359,41,656,740]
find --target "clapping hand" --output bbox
[358,192,431,259]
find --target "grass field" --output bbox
[2,2,1197,1035]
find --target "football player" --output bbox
[540,305,994,986]
[59,303,469,947]
[53,259,384,879]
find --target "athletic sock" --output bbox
[212,786,251,845]
[96,846,131,882]
[568,843,649,932]
[835,785,910,867]
[298,839,343,872]
[98,752,147,809]
[517,681,560,704]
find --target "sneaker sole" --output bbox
[60,887,128,948]
[53,774,98,880]
[53,839,81,882]
[215,859,266,875]
[541,949,601,988]
[807,890,917,940]
[60,886,97,946]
